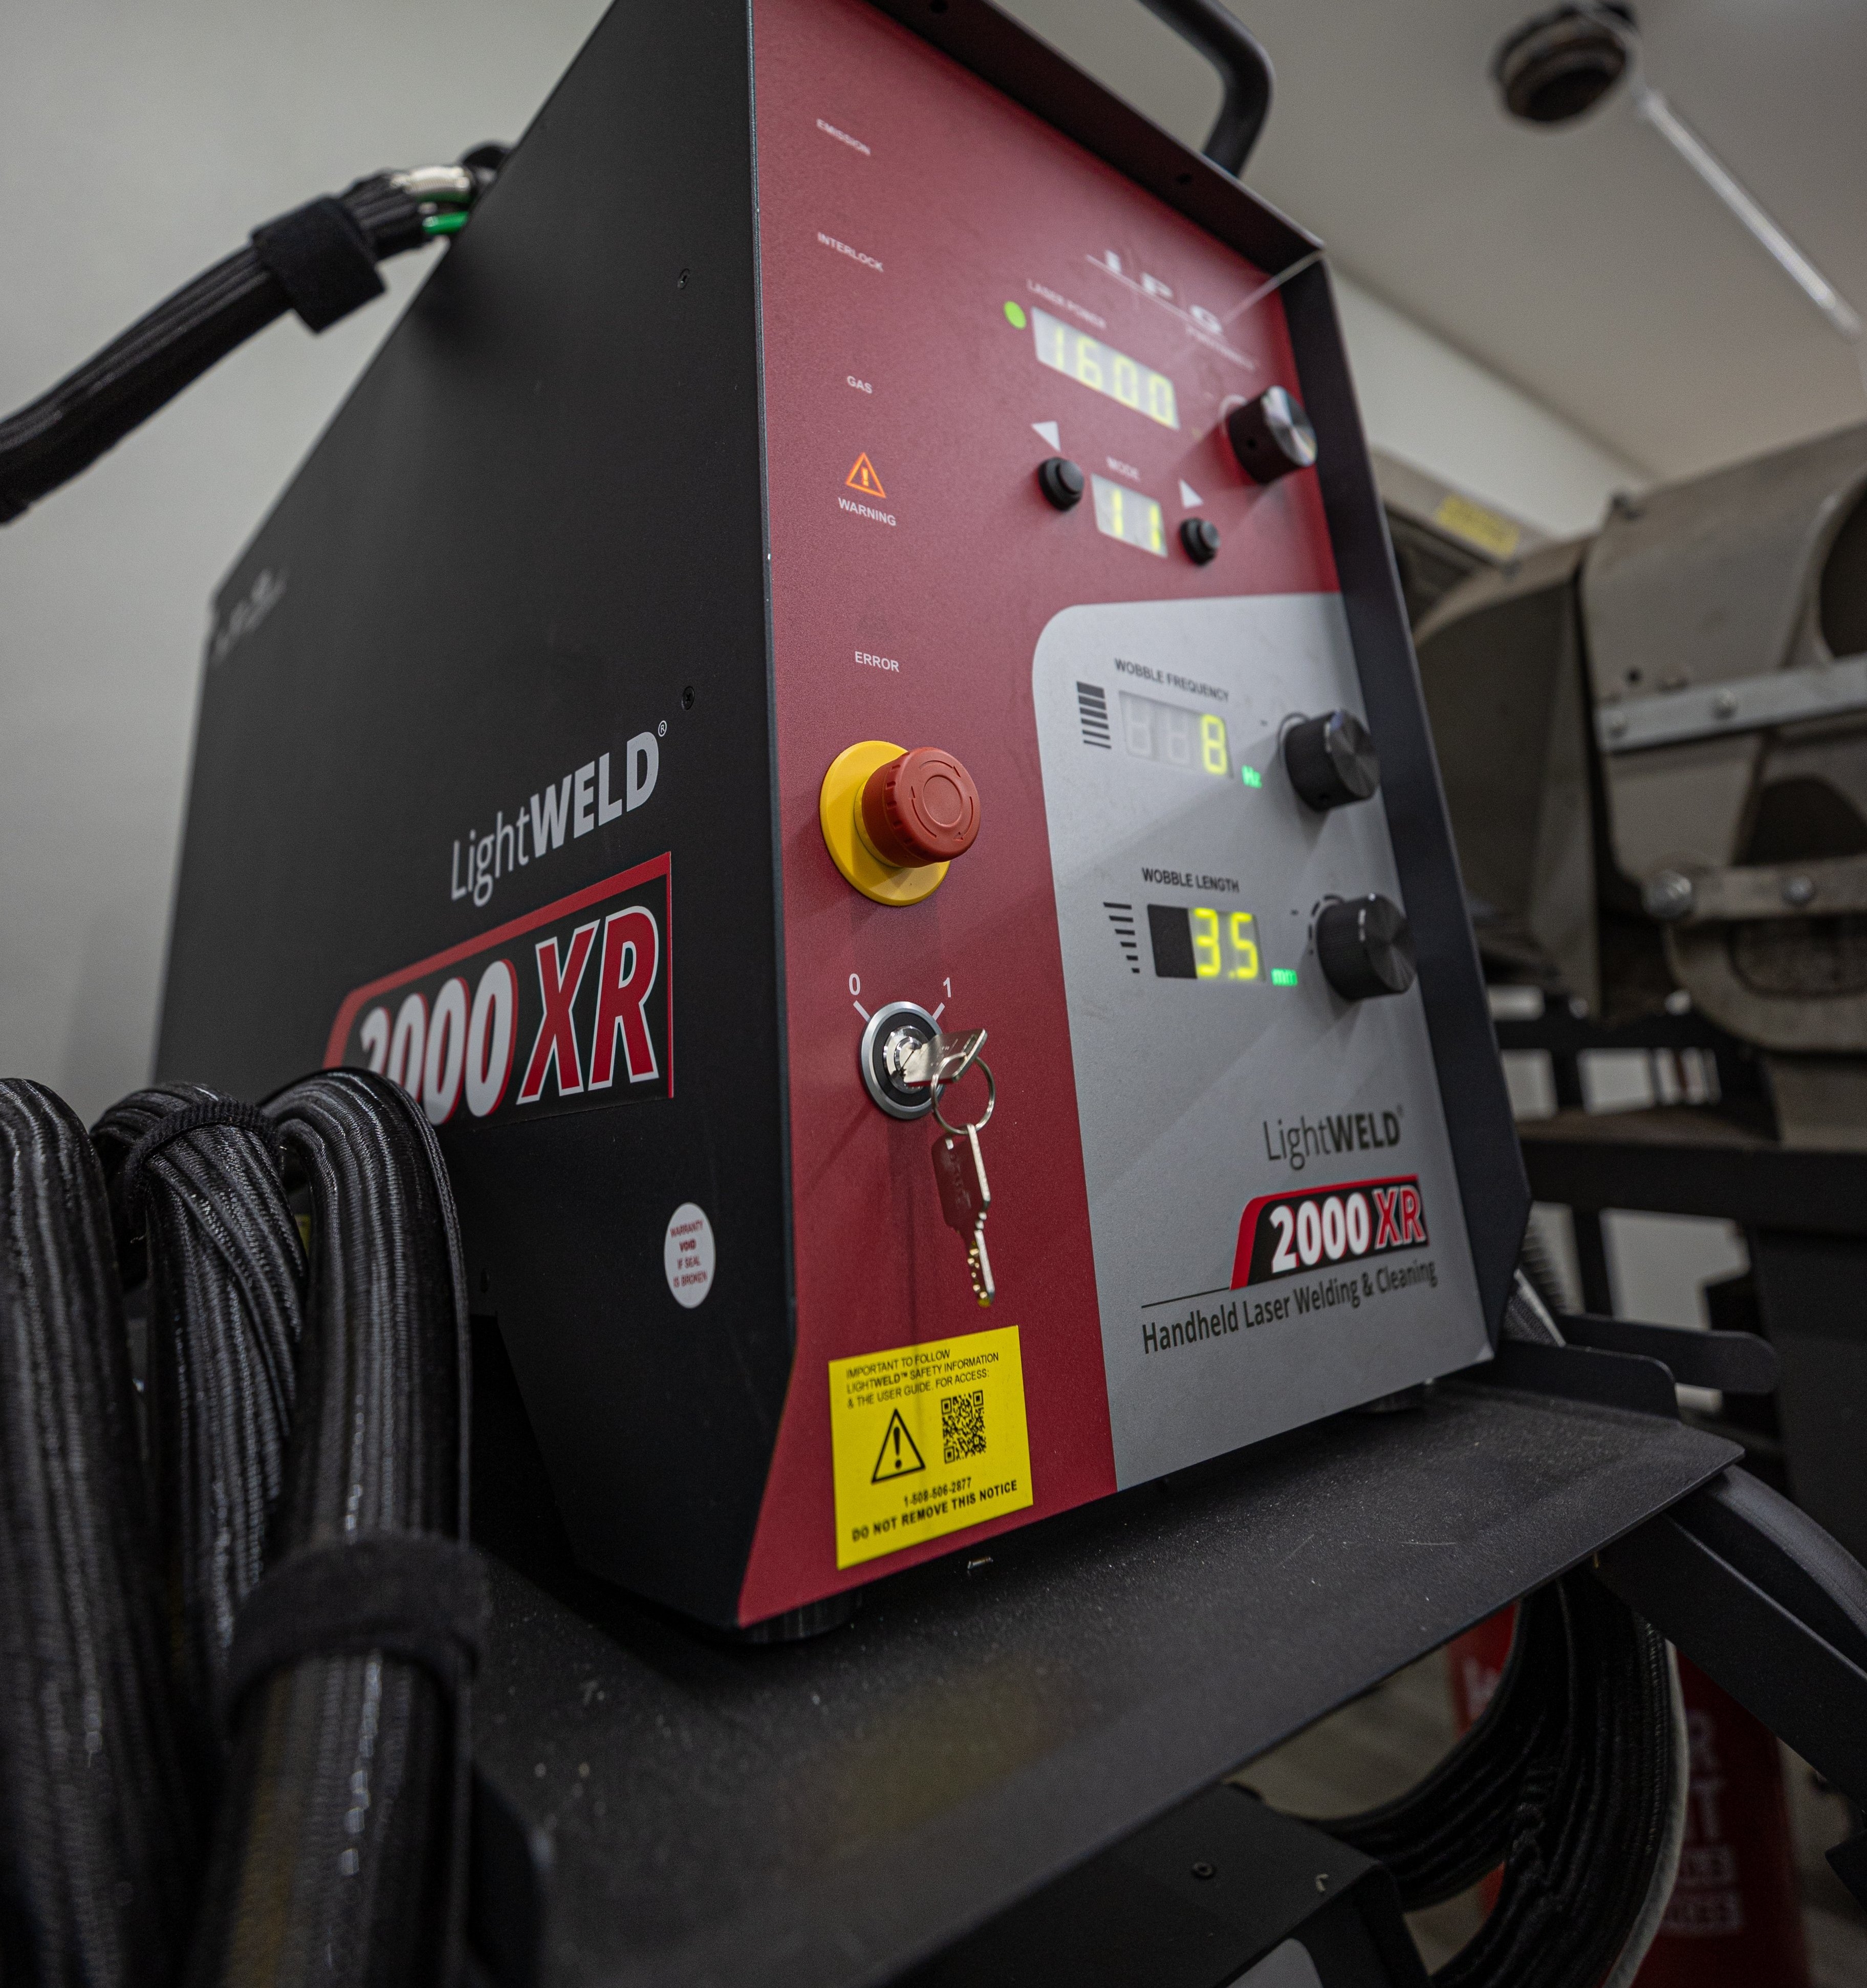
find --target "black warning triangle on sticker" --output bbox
[871,1408,926,1483]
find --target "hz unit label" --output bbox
[828,1326,1033,1569]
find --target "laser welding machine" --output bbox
[158,0,1527,1630]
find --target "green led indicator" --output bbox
[1004,300,1028,330]
[1271,967,1299,987]
[1240,765,1263,788]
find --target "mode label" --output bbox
[827,1326,1033,1569]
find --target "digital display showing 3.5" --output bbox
[1148,904,1260,982]
[1032,307,1179,428]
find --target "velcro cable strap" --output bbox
[251,196,384,332]
[222,1536,488,1735]
[119,1098,278,1217]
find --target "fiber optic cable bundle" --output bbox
[0,1070,480,1988]
[0,148,505,525]
[1314,1570,1684,1988]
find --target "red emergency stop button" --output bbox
[859,748,981,868]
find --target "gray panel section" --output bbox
[1032,596,1489,1486]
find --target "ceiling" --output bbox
[997,0,1867,484]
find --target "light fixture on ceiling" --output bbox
[1492,2,1634,126]
[1493,2,1865,365]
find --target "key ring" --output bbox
[931,1057,995,1136]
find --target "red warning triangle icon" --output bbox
[871,1407,926,1482]
[845,452,887,499]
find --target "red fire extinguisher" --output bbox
[1444,1611,1811,1983]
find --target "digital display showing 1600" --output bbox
[1031,307,1179,428]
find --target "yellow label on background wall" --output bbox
[828,1325,1033,1568]
[1433,491,1522,560]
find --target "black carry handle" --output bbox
[1138,0,1273,175]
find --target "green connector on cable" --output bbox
[423,211,469,236]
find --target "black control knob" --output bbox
[1225,386,1317,485]
[1037,456,1086,510]
[1179,516,1221,564]
[1316,895,1416,1001]
[1284,710,1380,811]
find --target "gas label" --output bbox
[323,856,672,1126]
[1231,1175,1427,1287]
[827,1326,1033,1569]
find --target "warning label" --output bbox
[828,1325,1033,1569]
[845,451,886,498]
[871,1409,925,1482]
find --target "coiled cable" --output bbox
[183,1070,472,1988]
[0,1081,201,1986]
[1315,1570,1679,1988]
[92,1088,306,1741]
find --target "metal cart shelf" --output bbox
[468,1342,1739,1987]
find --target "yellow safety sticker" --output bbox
[1433,491,1522,560]
[828,1325,1034,1569]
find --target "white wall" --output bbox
[0,0,1641,1121]
[1332,275,1644,538]
[0,0,610,1121]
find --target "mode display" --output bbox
[1091,475,1167,557]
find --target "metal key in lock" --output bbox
[893,1027,986,1091]
[931,1121,994,1307]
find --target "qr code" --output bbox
[941,1388,987,1464]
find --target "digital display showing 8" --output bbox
[1032,308,1179,428]
[1119,690,1228,775]
[1147,904,1262,983]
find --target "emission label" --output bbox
[828,1326,1033,1569]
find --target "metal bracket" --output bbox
[1556,1312,1781,1394]
[1595,650,1867,754]
[1595,1466,1867,1910]
[1643,850,1867,926]
[1470,1335,1681,1419]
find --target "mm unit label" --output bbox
[828,1326,1033,1569]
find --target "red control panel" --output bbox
[739,0,1344,1617]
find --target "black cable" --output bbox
[1313,1571,1677,1988]
[1323,1583,1568,1907]
[92,1086,306,1740]
[1518,1221,1571,1317]
[1440,1578,1674,1988]
[0,148,504,526]
[0,1079,201,1987]
[183,1070,472,1988]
